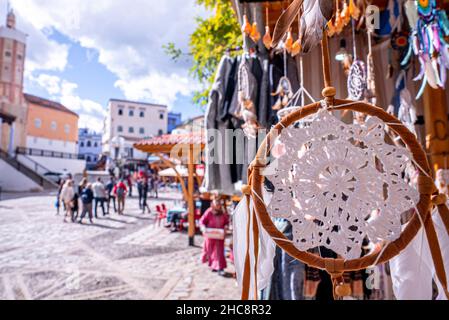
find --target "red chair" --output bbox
[155,205,166,227]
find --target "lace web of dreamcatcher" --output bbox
[266,109,419,259]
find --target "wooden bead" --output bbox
[241,185,252,195]
[322,86,336,98]
[335,283,352,297]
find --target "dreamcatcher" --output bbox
[237,60,260,138]
[235,31,449,301]
[402,0,449,99]
[347,20,367,101]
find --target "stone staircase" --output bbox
[0,149,58,190]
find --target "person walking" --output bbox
[56,179,65,215]
[151,174,159,198]
[113,179,128,215]
[126,174,133,197]
[92,178,107,218]
[200,200,229,276]
[141,177,151,214]
[105,176,117,214]
[137,177,144,209]
[79,183,94,224]
[59,180,75,223]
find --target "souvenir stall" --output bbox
[134,133,205,245]
[201,0,449,300]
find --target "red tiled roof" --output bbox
[134,133,205,148]
[24,93,79,117]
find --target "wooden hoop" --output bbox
[249,99,433,273]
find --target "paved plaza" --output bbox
[0,191,238,300]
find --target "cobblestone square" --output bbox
[0,191,238,300]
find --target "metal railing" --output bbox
[0,149,58,188]
[16,147,80,160]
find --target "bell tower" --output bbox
[0,5,28,152]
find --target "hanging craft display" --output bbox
[271,76,294,110]
[347,20,367,101]
[237,30,449,301]
[263,5,272,50]
[271,0,333,51]
[237,61,260,138]
[402,0,449,99]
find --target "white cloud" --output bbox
[29,73,106,130]
[10,0,208,108]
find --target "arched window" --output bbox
[86,156,91,162]
[87,141,92,147]
[80,141,84,147]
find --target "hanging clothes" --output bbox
[204,55,236,195]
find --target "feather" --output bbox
[405,0,419,29]
[416,74,427,100]
[271,0,304,48]
[300,0,332,53]
[425,58,439,88]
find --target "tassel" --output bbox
[242,15,252,35]
[263,26,272,49]
[349,0,361,20]
[291,39,302,57]
[250,22,261,43]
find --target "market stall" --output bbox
[134,132,205,245]
[199,0,449,300]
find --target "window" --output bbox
[139,127,145,134]
[80,141,84,147]
[158,129,164,136]
[129,127,134,134]
[129,109,134,117]
[94,142,98,148]
[87,141,92,147]
[87,156,91,162]
[5,51,11,57]
[159,112,164,120]
[17,54,22,60]
[34,118,42,128]
[33,137,38,144]
[117,126,123,133]
[64,124,70,134]
[118,109,124,116]
[50,121,57,131]
[139,111,145,118]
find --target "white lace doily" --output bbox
[267,109,420,259]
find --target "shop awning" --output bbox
[133,132,205,154]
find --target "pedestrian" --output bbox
[137,177,144,209]
[200,200,229,276]
[56,179,65,215]
[105,176,117,214]
[92,177,107,218]
[79,183,94,224]
[113,179,128,215]
[151,174,159,198]
[59,180,75,223]
[126,174,133,197]
[141,177,151,214]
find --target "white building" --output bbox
[78,128,102,169]
[102,99,168,161]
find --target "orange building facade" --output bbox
[25,94,79,154]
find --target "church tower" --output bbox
[0,7,28,152]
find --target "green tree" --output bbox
[165,0,242,107]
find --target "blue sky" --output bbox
[4,0,206,129]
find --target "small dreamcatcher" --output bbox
[347,19,367,101]
[237,60,260,138]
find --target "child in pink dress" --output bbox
[200,200,229,275]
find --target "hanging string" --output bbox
[351,18,357,60]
